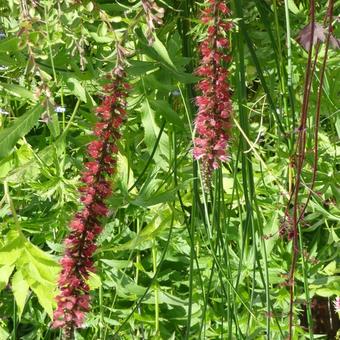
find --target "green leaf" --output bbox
[0,265,15,291]
[29,281,56,319]
[24,243,60,284]
[0,104,44,158]
[288,0,300,14]
[0,234,24,265]
[128,60,159,76]
[149,100,185,128]
[46,110,60,138]
[0,37,21,52]
[117,153,135,193]
[131,188,177,207]
[11,270,29,318]
[0,325,9,339]
[140,99,168,169]
[323,261,336,275]
[145,290,187,307]
[101,259,132,269]
[0,53,19,67]
[336,114,340,138]
[152,35,176,70]
[88,272,102,290]
[0,83,36,101]
[66,78,87,102]
[89,32,114,43]
[1,140,60,183]
[97,22,108,36]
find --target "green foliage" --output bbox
[0,230,59,319]
[0,0,339,339]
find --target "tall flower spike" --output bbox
[193,0,233,185]
[52,56,129,338]
[141,0,165,45]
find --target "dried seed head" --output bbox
[141,0,165,45]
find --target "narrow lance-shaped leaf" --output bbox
[0,82,36,101]
[0,103,44,158]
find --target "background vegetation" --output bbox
[0,0,339,339]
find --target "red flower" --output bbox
[193,0,233,183]
[52,68,129,335]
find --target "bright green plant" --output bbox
[0,0,339,339]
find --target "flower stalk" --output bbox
[52,50,129,338]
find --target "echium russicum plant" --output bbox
[193,0,233,184]
[52,44,129,339]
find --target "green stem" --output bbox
[62,99,81,136]
[152,240,159,336]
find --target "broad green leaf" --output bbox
[114,208,171,251]
[89,32,114,43]
[46,241,65,253]
[1,139,62,183]
[116,280,147,299]
[0,37,21,52]
[131,188,177,207]
[0,83,36,101]
[66,78,87,102]
[166,69,200,84]
[140,99,169,169]
[88,272,102,290]
[24,244,59,284]
[315,287,340,297]
[149,100,185,128]
[46,112,60,138]
[30,281,56,319]
[0,265,15,291]
[128,60,159,76]
[0,53,18,66]
[97,22,108,36]
[323,261,336,275]
[25,241,60,268]
[0,234,24,265]
[101,259,132,269]
[152,35,176,70]
[0,144,34,180]
[25,260,48,284]
[0,104,44,158]
[117,152,136,193]
[85,1,94,11]
[0,325,9,339]
[11,270,29,318]
[143,290,187,307]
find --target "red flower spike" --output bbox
[52,68,129,335]
[193,0,233,185]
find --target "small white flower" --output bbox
[0,65,8,71]
[55,106,66,113]
[171,90,181,97]
[0,108,9,115]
